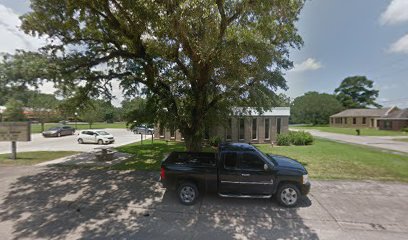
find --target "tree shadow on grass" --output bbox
[0,167,319,239]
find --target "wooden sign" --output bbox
[0,122,31,142]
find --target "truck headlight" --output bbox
[302,174,309,184]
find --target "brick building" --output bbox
[154,107,290,144]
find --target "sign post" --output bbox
[0,122,31,160]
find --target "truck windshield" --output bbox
[252,145,274,166]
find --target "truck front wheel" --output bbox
[177,182,199,205]
[277,183,300,207]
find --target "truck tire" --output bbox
[276,183,300,207]
[177,182,199,205]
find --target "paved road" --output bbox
[0,166,407,240]
[0,129,151,154]
[293,129,408,154]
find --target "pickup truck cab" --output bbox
[160,143,310,207]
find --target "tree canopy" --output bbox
[334,76,381,109]
[20,0,305,150]
[3,99,26,122]
[291,92,344,125]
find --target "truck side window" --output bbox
[224,152,238,169]
[240,153,265,171]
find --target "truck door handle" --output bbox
[241,174,250,177]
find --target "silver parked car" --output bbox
[132,125,154,135]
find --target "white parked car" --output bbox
[77,130,115,145]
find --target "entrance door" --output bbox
[277,118,282,135]
[371,119,374,128]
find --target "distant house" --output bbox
[330,106,408,131]
[154,107,290,144]
[377,109,408,131]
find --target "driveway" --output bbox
[0,128,151,154]
[294,129,408,154]
[0,166,407,240]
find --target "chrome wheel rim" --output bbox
[180,186,195,203]
[281,187,297,206]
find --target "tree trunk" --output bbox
[41,121,45,132]
[184,133,203,152]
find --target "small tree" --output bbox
[334,76,381,108]
[80,101,105,129]
[27,92,60,132]
[3,99,26,121]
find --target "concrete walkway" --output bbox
[1,166,407,239]
[294,129,408,154]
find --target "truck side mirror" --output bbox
[264,164,269,171]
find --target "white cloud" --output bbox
[0,4,45,53]
[289,58,322,73]
[380,0,408,25]
[389,33,408,54]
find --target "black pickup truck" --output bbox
[160,143,310,207]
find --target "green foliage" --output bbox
[276,131,314,146]
[334,76,381,108]
[289,131,314,146]
[19,0,305,151]
[208,136,222,147]
[3,99,26,121]
[276,134,291,146]
[291,92,344,125]
[402,128,408,133]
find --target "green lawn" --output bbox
[114,139,408,182]
[0,151,78,166]
[256,139,408,182]
[113,140,214,171]
[292,125,407,136]
[31,122,127,133]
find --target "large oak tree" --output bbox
[20,0,305,151]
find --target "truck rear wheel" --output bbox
[277,183,300,207]
[177,182,199,205]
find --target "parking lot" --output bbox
[0,128,150,154]
[0,167,407,240]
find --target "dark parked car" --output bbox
[42,126,75,137]
[132,125,154,135]
[160,143,310,207]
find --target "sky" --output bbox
[0,0,407,108]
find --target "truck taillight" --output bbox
[160,167,165,180]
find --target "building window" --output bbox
[353,118,356,124]
[265,119,270,140]
[204,126,210,140]
[239,118,245,140]
[226,118,232,140]
[335,118,342,124]
[362,117,366,124]
[384,120,392,129]
[252,118,257,140]
[170,128,175,139]
[276,118,281,135]
[159,126,165,137]
[344,118,348,124]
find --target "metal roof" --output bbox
[233,107,290,117]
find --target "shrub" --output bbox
[276,133,291,146]
[402,128,408,133]
[208,136,222,147]
[289,131,314,145]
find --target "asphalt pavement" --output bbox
[0,128,151,154]
[0,166,407,240]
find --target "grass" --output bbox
[292,125,407,136]
[114,139,408,182]
[112,140,214,171]
[0,151,78,166]
[256,139,408,182]
[31,122,127,133]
